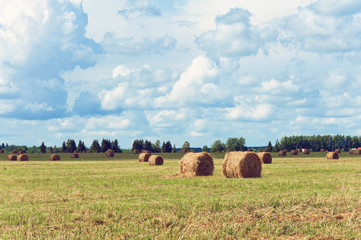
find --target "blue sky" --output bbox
[1,0,361,149]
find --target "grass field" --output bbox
[0,152,361,239]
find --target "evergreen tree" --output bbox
[162,141,172,153]
[53,145,58,153]
[144,140,153,152]
[172,144,176,153]
[90,139,101,153]
[77,140,86,152]
[265,141,273,152]
[273,140,280,152]
[61,141,67,153]
[101,139,112,152]
[111,139,121,153]
[40,142,46,153]
[132,139,144,152]
[66,139,77,153]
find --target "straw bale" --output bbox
[0,149,4,153]
[71,153,79,158]
[50,154,60,161]
[256,152,272,164]
[223,152,262,178]
[11,150,18,154]
[326,152,339,160]
[7,154,17,161]
[291,150,298,155]
[180,152,214,176]
[17,154,28,161]
[278,150,286,156]
[139,153,151,162]
[105,149,114,157]
[148,155,164,166]
[303,149,310,154]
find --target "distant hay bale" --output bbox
[88,150,93,153]
[180,152,214,176]
[0,149,4,153]
[278,150,286,156]
[335,149,341,154]
[354,149,361,155]
[50,154,60,161]
[7,154,17,161]
[82,151,86,153]
[105,149,114,157]
[296,149,302,153]
[223,152,262,178]
[303,149,310,154]
[18,151,24,155]
[71,153,79,158]
[326,152,339,160]
[17,154,28,161]
[11,150,18,154]
[133,149,140,154]
[148,155,164,166]
[139,153,151,162]
[320,149,326,152]
[141,149,151,154]
[73,150,78,153]
[256,152,272,164]
[291,150,298,155]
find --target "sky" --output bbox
[1,0,361,149]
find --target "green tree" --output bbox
[66,139,77,153]
[210,140,225,152]
[61,141,67,153]
[90,139,101,153]
[273,140,280,152]
[40,142,46,153]
[112,139,121,153]
[226,137,245,151]
[101,139,112,153]
[180,141,190,153]
[152,140,161,153]
[144,140,153,152]
[132,139,144,152]
[202,145,208,152]
[77,140,86,152]
[162,141,172,153]
[172,144,176,153]
[265,141,273,152]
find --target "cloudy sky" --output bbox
[1,0,361,149]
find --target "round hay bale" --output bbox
[7,154,17,161]
[88,150,93,153]
[73,150,78,153]
[18,151,24,155]
[278,150,286,156]
[223,152,262,178]
[139,153,151,162]
[71,153,79,158]
[50,154,60,161]
[11,150,18,154]
[320,149,326,152]
[256,152,272,164]
[355,149,361,155]
[105,149,114,157]
[335,149,341,154]
[326,152,339,160]
[17,154,28,161]
[180,152,214,176]
[133,149,140,154]
[0,149,4,153]
[148,155,164,166]
[291,150,298,155]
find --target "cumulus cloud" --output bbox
[117,0,161,19]
[196,8,276,58]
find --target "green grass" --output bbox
[0,152,361,239]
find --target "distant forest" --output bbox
[1,135,360,153]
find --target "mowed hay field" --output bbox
[0,153,361,239]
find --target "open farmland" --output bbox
[0,152,361,239]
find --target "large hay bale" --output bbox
[326,152,339,160]
[223,152,262,178]
[133,149,140,154]
[278,150,286,156]
[180,152,214,176]
[50,154,60,161]
[139,153,151,162]
[105,149,114,157]
[256,152,272,164]
[148,155,164,166]
[11,150,18,154]
[71,153,79,158]
[7,154,17,161]
[17,154,28,161]
[291,150,298,155]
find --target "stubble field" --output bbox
[0,152,361,239]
